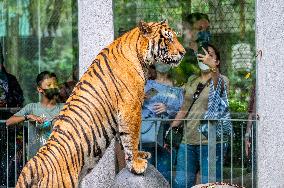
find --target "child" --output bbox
[6,71,64,157]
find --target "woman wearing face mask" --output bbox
[172,44,230,188]
[6,71,64,158]
[140,63,184,183]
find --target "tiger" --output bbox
[16,20,185,188]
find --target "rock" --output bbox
[192,182,243,188]
[113,164,170,188]
[79,139,117,188]
[80,138,169,188]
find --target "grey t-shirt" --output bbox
[15,102,64,121]
[15,102,64,158]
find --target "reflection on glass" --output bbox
[114,1,256,187]
[0,0,78,187]
[0,0,78,104]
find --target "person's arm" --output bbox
[6,104,44,126]
[170,93,191,127]
[245,113,253,157]
[170,78,196,127]
[6,104,30,126]
[6,114,44,126]
[245,91,256,157]
[246,113,253,134]
[6,115,26,126]
[210,67,220,89]
[170,110,188,127]
[197,47,220,88]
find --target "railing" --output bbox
[0,120,48,188]
[0,117,257,188]
[0,120,23,188]
[140,117,257,188]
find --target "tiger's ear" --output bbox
[160,19,168,25]
[138,21,152,35]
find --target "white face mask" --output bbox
[198,61,210,71]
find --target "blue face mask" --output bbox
[196,31,211,45]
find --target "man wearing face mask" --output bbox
[6,71,64,157]
[173,13,212,85]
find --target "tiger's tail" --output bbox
[16,136,81,187]
[16,161,33,188]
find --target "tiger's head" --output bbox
[138,20,186,67]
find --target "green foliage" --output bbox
[17,57,38,104]
[170,50,200,86]
[0,0,77,104]
[114,0,185,38]
[229,99,248,113]
[114,0,256,114]
[41,27,75,84]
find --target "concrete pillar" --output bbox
[78,0,114,78]
[256,1,284,187]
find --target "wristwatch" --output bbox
[24,114,29,121]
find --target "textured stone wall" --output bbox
[256,0,284,187]
[78,0,114,78]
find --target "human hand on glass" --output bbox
[197,47,217,68]
[153,103,167,115]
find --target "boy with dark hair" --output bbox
[6,71,64,157]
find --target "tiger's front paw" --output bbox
[138,151,151,159]
[128,158,148,174]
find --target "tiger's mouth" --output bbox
[168,60,180,66]
[164,55,184,67]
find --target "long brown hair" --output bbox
[207,43,221,69]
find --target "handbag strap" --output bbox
[167,79,209,132]
[185,79,210,117]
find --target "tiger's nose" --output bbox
[179,49,186,56]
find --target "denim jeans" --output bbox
[142,144,177,183]
[174,143,227,188]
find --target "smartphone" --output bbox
[197,43,209,56]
